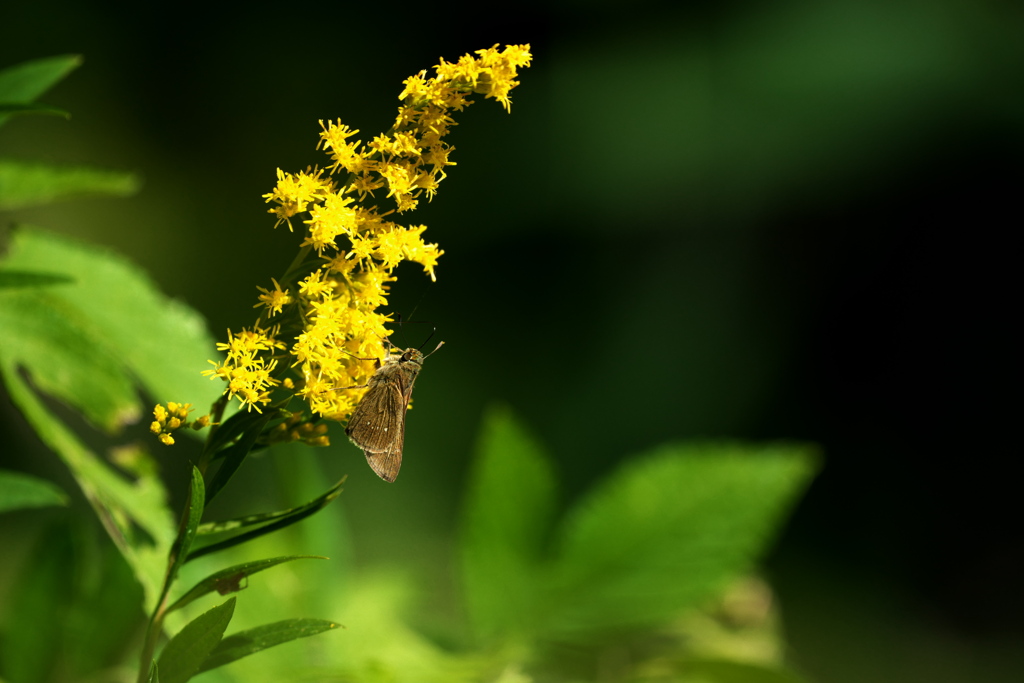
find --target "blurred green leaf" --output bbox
[541,442,818,639]
[0,54,80,127]
[0,347,173,612]
[0,269,75,289]
[0,227,224,422]
[187,478,345,561]
[674,658,810,683]
[0,160,140,210]
[0,522,76,683]
[0,520,144,683]
[196,618,340,674]
[0,469,68,511]
[157,597,235,683]
[0,276,140,430]
[460,405,557,641]
[0,228,224,610]
[0,102,69,118]
[167,555,327,614]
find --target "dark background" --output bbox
[1,1,1021,681]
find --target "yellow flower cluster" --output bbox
[150,402,210,445]
[203,44,532,420]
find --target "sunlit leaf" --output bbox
[0,228,224,610]
[187,478,345,561]
[0,269,75,289]
[460,405,557,641]
[541,442,818,638]
[167,555,327,614]
[157,598,235,683]
[196,618,340,674]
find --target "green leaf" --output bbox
[460,405,557,641]
[0,102,69,118]
[675,658,811,683]
[195,618,340,674]
[0,522,76,683]
[167,555,327,614]
[147,660,159,683]
[157,467,206,610]
[0,160,140,210]
[0,469,68,511]
[541,442,818,639]
[204,410,276,505]
[157,597,235,683]
[187,479,345,562]
[203,403,279,458]
[0,228,221,611]
[0,269,75,289]
[0,54,80,127]
[0,357,174,612]
[0,227,224,426]
[0,520,144,682]
[0,279,140,430]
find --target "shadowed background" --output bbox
[1,1,1021,681]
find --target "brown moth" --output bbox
[345,341,443,482]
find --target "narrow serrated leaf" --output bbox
[157,597,235,683]
[0,469,68,511]
[542,442,818,638]
[187,479,345,562]
[196,619,340,674]
[460,405,557,641]
[167,555,327,614]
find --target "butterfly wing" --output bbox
[346,372,408,482]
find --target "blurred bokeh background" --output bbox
[1,1,1021,681]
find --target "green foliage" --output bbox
[455,407,817,681]
[0,159,140,210]
[542,441,816,638]
[0,51,819,683]
[0,55,346,683]
[167,556,327,614]
[461,406,557,642]
[0,56,139,209]
[188,478,346,561]
[157,598,236,683]
[0,520,144,683]
[195,618,340,675]
[0,228,222,612]
[0,469,68,512]
[0,54,79,127]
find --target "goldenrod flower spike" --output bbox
[193,44,531,425]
